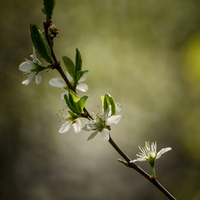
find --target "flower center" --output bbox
[95,116,106,132]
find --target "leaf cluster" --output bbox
[64,90,88,116]
[62,49,89,84]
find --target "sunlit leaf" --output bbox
[62,56,75,79]
[74,70,89,83]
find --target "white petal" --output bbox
[116,102,122,113]
[82,120,97,131]
[19,60,34,72]
[35,73,41,84]
[79,74,87,82]
[87,131,99,140]
[61,90,69,100]
[130,157,146,163]
[30,47,41,64]
[66,71,73,82]
[22,72,35,85]
[31,47,37,62]
[100,129,110,142]
[72,119,82,133]
[156,147,172,159]
[107,115,121,126]
[82,125,90,131]
[76,83,89,92]
[49,78,66,88]
[59,121,71,133]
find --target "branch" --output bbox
[43,18,176,200]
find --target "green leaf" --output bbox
[104,94,110,113]
[74,70,89,83]
[64,94,79,114]
[62,56,75,79]
[64,90,87,115]
[68,110,79,121]
[43,0,56,21]
[108,95,116,115]
[77,95,88,113]
[75,48,82,72]
[30,24,53,63]
[102,93,116,115]
[69,90,80,103]
[68,90,80,112]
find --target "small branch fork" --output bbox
[43,19,176,200]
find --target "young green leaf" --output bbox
[108,95,116,115]
[64,94,79,114]
[77,95,88,113]
[74,70,89,83]
[68,110,79,121]
[43,0,56,21]
[65,90,88,115]
[68,91,79,111]
[75,48,82,72]
[104,94,110,113]
[62,56,75,79]
[68,90,80,103]
[102,93,116,115]
[30,24,53,63]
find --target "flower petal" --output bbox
[19,60,34,72]
[130,157,146,163]
[76,83,89,92]
[61,90,69,100]
[22,72,36,85]
[82,120,97,131]
[116,102,122,113]
[87,130,99,140]
[66,71,73,82]
[59,121,71,133]
[156,147,172,159]
[79,74,87,82]
[107,115,121,126]
[30,47,41,64]
[49,78,66,88]
[100,129,110,142]
[35,73,41,84]
[72,119,82,133]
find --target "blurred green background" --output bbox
[1,0,200,199]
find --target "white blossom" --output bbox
[130,141,172,163]
[83,105,121,141]
[19,47,41,85]
[58,110,82,134]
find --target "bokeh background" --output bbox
[1,0,200,199]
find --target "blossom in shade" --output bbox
[19,47,42,85]
[58,109,82,133]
